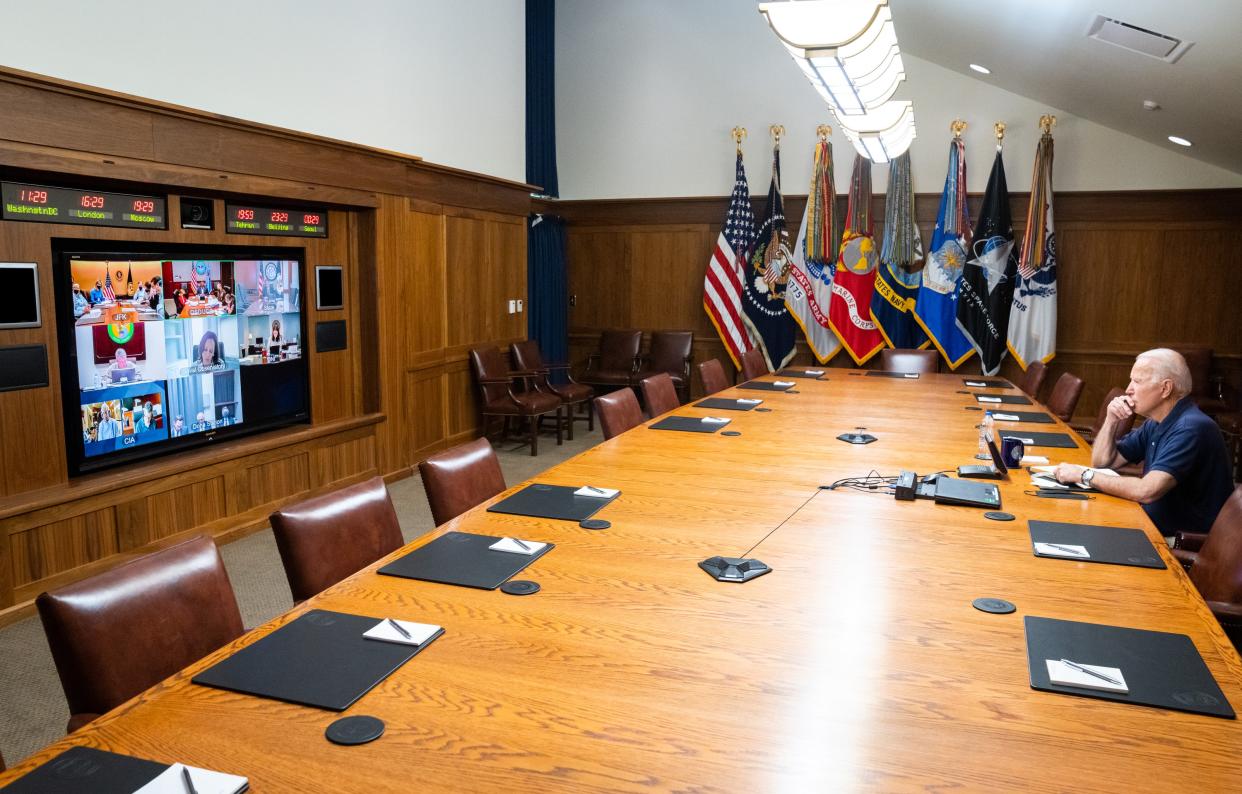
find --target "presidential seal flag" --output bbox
[741,145,798,371]
[702,152,758,368]
[828,154,886,365]
[1008,125,1057,369]
[956,145,1018,375]
[913,136,974,368]
[870,151,927,350]
[785,135,841,363]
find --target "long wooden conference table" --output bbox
[4,371,1242,791]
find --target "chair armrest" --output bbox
[544,362,571,371]
[478,377,513,385]
[1176,532,1209,552]
[1172,548,1198,571]
[1206,600,1242,627]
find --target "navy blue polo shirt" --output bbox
[1115,397,1233,535]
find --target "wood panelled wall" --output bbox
[557,190,1242,421]
[0,68,529,622]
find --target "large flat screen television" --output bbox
[53,240,311,475]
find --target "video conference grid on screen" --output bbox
[71,258,301,458]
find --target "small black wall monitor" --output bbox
[180,197,215,230]
[316,266,344,310]
[0,345,49,392]
[0,262,40,328]
[316,319,347,352]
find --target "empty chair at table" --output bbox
[698,358,731,395]
[1174,486,1242,649]
[596,388,644,440]
[1018,360,1048,400]
[640,372,680,417]
[420,437,507,526]
[739,347,768,381]
[1046,371,1085,423]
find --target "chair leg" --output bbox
[556,407,564,445]
[588,400,595,432]
[529,415,539,456]
[566,403,575,441]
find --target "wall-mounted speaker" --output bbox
[315,320,347,352]
[180,197,214,230]
[0,345,49,392]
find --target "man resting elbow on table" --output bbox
[1053,348,1233,542]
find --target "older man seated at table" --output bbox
[1055,348,1233,541]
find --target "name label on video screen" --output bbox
[2,182,167,230]
[225,204,327,237]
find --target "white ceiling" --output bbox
[892,0,1242,175]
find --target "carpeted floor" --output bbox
[0,424,602,766]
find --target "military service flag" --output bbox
[785,137,842,363]
[870,152,927,350]
[956,147,1018,375]
[913,137,974,369]
[741,146,798,371]
[703,152,758,368]
[1008,128,1058,369]
[828,155,886,365]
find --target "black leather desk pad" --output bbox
[963,378,1012,389]
[486,483,618,521]
[650,416,725,433]
[1029,520,1166,569]
[990,411,1055,424]
[866,371,920,379]
[193,609,438,712]
[693,398,759,411]
[1024,616,1234,718]
[379,531,554,589]
[999,430,1078,449]
[738,380,794,391]
[0,746,168,794]
[776,369,826,379]
[973,393,1032,404]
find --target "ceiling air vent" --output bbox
[1086,15,1194,63]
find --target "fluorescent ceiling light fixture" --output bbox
[1168,135,1192,146]
[838,101,917,164]
[758,0,905,116]
[969,63,991,74]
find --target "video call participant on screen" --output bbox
[218,407,234,427]
[108,348,139,382]
[90,281,104,303]
[134,402,157,433]
[270,319,283,344]
[172,415,185,437]
[192,411,210,433]
[134,283,148,304]
[95,405,121,441]
[72,283,89,318]
[193,330,226,372]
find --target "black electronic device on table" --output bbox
[958,433,1008,480]
[927,475,1002,509]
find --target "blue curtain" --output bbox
[528,215,568,377]
[526,0,558,197]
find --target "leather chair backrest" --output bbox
[1191,486,1242,603]
[740,347,768,381]
[419,437,507,527]
[698,359,730,395]
[36,535,243,729]
[879,348,938,374]
[596,389,644,440]
[510,339,545,373]
[270,476,405,603]
[1019,360,1048,399]
[1175,346,1212,400]
[1047,372,1086,422]
[648,331,693,373]
[1092,387,1135,438]
[470,346,510,404]
[600,330,642,372]
[640,373,680,417]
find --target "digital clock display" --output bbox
[225,204,328,238]
[1,182,167,229]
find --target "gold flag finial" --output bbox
[770,124,786,148]
[1039,114,1057,135]
[732,126,747,154]
[994,121,1007,141]
[816,124,832,141]
[950,119,967,138]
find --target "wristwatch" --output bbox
[1081,468,1096,488]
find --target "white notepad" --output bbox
[1046,659,1129,693]
[135,763,248,794]
[1034,542,1090,559]
[993,412,1021,421]
[903,373,918,378]
[805,369,825,376]
[701,416,731,425]
[965,380,987,387]
[736,398,762,405]
[978,396,1002,403]
[773,380,795,387]
[489,537,547,555]
[1021,455,1049,465]
[574,485,618,498]
[363,618,441,647]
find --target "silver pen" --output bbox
[1060,658,1122,686]
[182,766,200,794]
[1044,543,1087,556]
[387,618,412,639]
[512,538,532,551]
[583,485,608,495]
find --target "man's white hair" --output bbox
[1135,349,1192,397]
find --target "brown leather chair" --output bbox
[636,330,694,402]
[1071,387,1136,443]
[879,348,938,375]
[580,330,642,391]
[698,358,731,395]
[36,535,243,733]
[419,437,507,527]
[470,346,563,456]
[595,388,644,440]
[270,477,405,603]
[1046,371,1086,423]
[511,339,594,438]
[1176,346,1230,417]
[1018,360,1048,400]
[640,372,680,417]
[739,347,768,381]
[1174,486,1242,649]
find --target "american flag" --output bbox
[703,154,757,367]
[102,270,116,301]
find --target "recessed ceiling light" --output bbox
[1168,135,1192,146]
[969,63,991,74]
